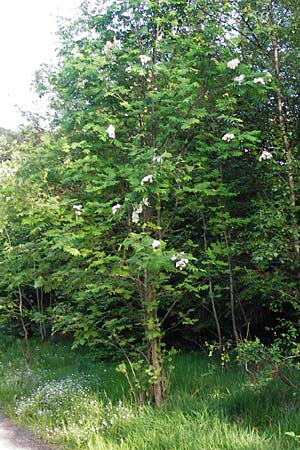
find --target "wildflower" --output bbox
[227,58,240,70]
[234,74,245,85]
[259,150,272,161]
[142,197,150,207]
[171,255,177,261]
[139,54,152,65]
[153,154,163,164]
[253,77,265,85]
[106,124,115,138]
[125,66,132,73]
[222,133,235,142]
[112,204,121,215]
[73,205,82,216]
[152,239,160,249]
[175,258,189,270]
[141,174,154,185]
[132,203,143,224]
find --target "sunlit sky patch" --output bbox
[0,0,82,130]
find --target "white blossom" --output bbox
[259,150,272,161]
[152,239,161,249]
[234,74,245,85]
[253,77,265,85]
[106,124,115,139]
[227,58,240,70]
[132,203,143,223]
[175,258,189,270]
[73,205,82,216]
[132,210,140,223]
[125,66,132,73]
[141,174,154,185]
[222,133,235,142]
[171,252,189,269]
[153,154,163,164]
[142,197,150,207]
[139,55,152,65]
[112,204,121,215]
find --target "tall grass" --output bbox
[0,337,299,449]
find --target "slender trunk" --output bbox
[224,230,239,346]
[144,270,165,407]
[3,226,31,360]
[269,0,299,257]
[201,212,222,350]
[17,286,31,362]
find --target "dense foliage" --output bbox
[1,0,300,405]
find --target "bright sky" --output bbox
[0,0,82,130]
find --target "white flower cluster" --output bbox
[253,77,265,85]
[222,133,235,142]
[73,205,83,216]
[16,376,134,444]
[112,203,121,215]
[132,203,143,224]
[234,74,245,85]
[171,252,189,270]
[227,58,240,70]
[106,124,115,139]
[139,54,152,65]
[259,150,272,161]
[141,174,154,185]
[152,239,160,249]
[153,154,163,164]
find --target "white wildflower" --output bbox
[112,204,121,215]
[175,258,189,270]
[73,205,82,216]
[253,77,265,85]
[227,58,240,70]
[222,133,235,142]
[106,124,115,139]
[171,255,177,261]
[125,66,132,73]
[132,211,139,223]
[141,174,154,185]
[153,154,163,164]
[142,197,150,207]
[139,55,152,65]
[132,203,143,223]
[259,150,272,161]
[152,239,160,249]
[234,74,245,85]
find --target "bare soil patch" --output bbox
[0,413,58,450]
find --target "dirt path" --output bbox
[0,414,58,450]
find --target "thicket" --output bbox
[1,0,300,406]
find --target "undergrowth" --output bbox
[0,336,299,449]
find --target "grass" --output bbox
[0,336,300,449]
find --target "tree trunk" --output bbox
[201,211,223,351]
[224,230,240,346]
